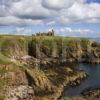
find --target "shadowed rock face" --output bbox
[3,63,87,100]
[81,88,100,100]
[0,36,99,64]
[24,67,87,100]
[28,37,100,64]
[61,88,100,100]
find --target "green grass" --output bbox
[28,36,91,58]
[0,96,4,100]
[0,35,30,58]
[0,35,91,60]
[30,36,90,50]
[0,78,9,91]
[0,53,11,64]
[0,35,90,50]
[0,68,7,75]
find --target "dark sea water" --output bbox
[63,38,100,97]
[63,63,100,97]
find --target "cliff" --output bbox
[0,35,99,64]
[0,35,99,100]
[28,36,100,64]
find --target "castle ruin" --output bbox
[33,29,55,36]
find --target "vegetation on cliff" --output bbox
[0,35,99,100]
[0,35,89,61]
[0,35,99,64]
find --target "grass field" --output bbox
[0,35,90,64]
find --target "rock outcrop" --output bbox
[24,65,87,100]
[28,37,100,64]
[0,35,99,100]
[69,88,100,100]
[3,64,87,100]
[82,88,100,99]
[0,36,99,64]
[5,85,34,100]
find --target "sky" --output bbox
[0,0,100,37]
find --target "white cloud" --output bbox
[55,27,99,37]
[0,0,100,26]
[46,21,56,25]
[15,27,32,35]
[0,16,43,25]
[42,0,74,10]
[10,0,53,19]
[58,2,100,24]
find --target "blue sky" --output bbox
[0,0,100,37]
[87,0,100,3]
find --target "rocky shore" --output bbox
[5,85,34,100]
[3,62,87,100]
[68,88,100,100]
[82,88,100,99]
[0,36,99,100]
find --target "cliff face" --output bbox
[0,38,27,58]
[28,36,100,64]
[0,35,99,100]
[0,36,99,64]
[4,64,87,100]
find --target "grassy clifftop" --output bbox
[0,35,99,64]
[0,35,99,100]
[29,36,94,63]
[0,35,29,64]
